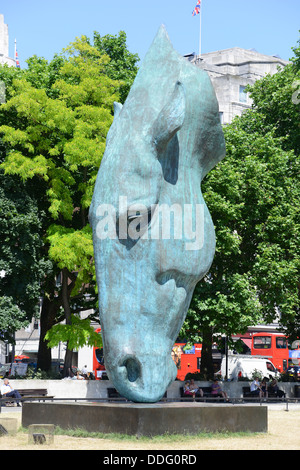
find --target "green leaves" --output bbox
[185,35,300,345]
[0,36,118,226]
[47,224,95,294]
[0,171,51,341]
[93,30,140,103]
[45,314,102,350]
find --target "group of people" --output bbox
[184,376,285,401]
[250,376,285,398]
[183,378,229,401]
[64,366,95,380]
[183,379,203,398]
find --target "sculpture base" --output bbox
[0,417,18,434]
[22,402,267,436]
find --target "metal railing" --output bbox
[1,395,299,411]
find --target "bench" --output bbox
[18,388,49,397]
[180,386,212,401]
[107,387,127,401]
[19,389,54,401]
[242,386,253,398]
[7,388,54,401]
[242,386,283,400]
[107,388,167,402]
[0,388,54,405]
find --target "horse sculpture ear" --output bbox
[113,101,123,119]
[153,81,186,152]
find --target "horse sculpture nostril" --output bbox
[123,357,141,383]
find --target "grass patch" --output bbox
[20,425,261,443]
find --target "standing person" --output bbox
[0,378,22,406]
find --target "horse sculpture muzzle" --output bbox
[89,26,225,402]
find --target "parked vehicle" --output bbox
[287,365,300,380]
[220,355,278,380]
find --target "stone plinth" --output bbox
[22,402,267,437]
[28,423,55,445]
[0,417,18,434]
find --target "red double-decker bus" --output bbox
[171,343,202,381]
[92,328,108,380]
[251,332,289,373]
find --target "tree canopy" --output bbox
[0,31,139,371]
[182,35,300,377]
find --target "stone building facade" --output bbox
[0,14,15,67]
[185,47,288,124]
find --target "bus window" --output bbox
[276,337,287,349]
[95,348,104,365]
[253,336,271,349]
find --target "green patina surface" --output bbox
[89,26,225,402]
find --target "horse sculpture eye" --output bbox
[127,209,152,240]
[115,209,152,245]
[127,210,152,228]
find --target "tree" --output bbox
[181,39,300,377]
[241,36,300,156]
[0,36,120,373]
[182,125,299,378]
[0,152,51,343]
[93,30,139,103]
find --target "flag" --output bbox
[15,49,20,68]
[192,0,201,16]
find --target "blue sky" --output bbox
[1,0,299,68]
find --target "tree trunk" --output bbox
[63,346,73,377]
[37,296,60,371]
[200,325,214,380]
[61,268,74,377]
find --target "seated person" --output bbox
[211,379,228,400]
[250,377,263,398]
[269,378,285,398]
[261,377,269,398]
[189,378,204,397]
[183,380,194,396]
[0,378,22,406]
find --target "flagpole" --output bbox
[192,1,202,59]
[199,3,202,58]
